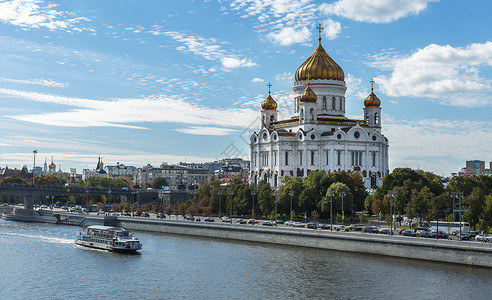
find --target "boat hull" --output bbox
[75,239,140,253]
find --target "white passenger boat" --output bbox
[75,225,142,252]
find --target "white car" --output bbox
[475,234,492,242]
[293,222,305,228]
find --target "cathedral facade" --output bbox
[249,33,389,190]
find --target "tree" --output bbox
[406,187,434,225]
[35,174,64,186]
[480,194,492,232]
[320,182,352,221]
[464,187,485,230]
[0,176,26,184]
[152,177,169,189]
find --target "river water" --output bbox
[0,219,491,300]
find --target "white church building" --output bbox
[250,30,389,190]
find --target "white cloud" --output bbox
[275,72,292,82]
[161,30,257,69]
[321,0,438,23]
[324,19,341,40]
[0,88,257,132]
[375,41,492,106]
[252,77,264,83]
[0,78,67,88]
[0,0,90,31]
[267,26,310,46]
[175,126,237,136]
[385,116,492,174]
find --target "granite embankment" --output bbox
[62,213,492,268]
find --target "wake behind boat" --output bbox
[75,225,142,252]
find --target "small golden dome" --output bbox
[295,37,344,82]
[300,81,317,103]
[261,83,277,110]
[49,157,56,170]
[364,79,381,107]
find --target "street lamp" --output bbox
[451,192,464,239]
[251,190,256,219]
[328,192,334,231]
[388,192,397,235]
[274,190,278,227]
[339,191,346,225]
[32,150,37,185]
[229,190,233,223]
[289,191,294,223]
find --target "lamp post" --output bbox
[388,192,397,235]
[32,150,37,185]
[229,190,233,223]
[289,191,294,224]
[274,190,278,227]
[328,192,334,231]
[451,192,464,240]
[251,190,256,219]
[339,191,346,225]
[218,189,222,219]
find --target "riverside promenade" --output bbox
[58,213,492,268]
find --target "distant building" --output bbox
[104,162,136,179]
[1,166,30,179]
[456,159,492,176]
[135,162,212,190]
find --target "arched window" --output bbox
[365,113,369,121]
[322,96,327,109]
[374,113,379,125]
[310,108,315,121]
[311,150,315,166]
[300,108,304,122]
[332,97,336,110]
[285,151,289,166]
[339,97,342,111]
[270,115,275,123]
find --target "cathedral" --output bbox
[249,28,389,190]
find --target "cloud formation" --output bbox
[321,0,438,23]
[0,0,90,31]
[157,30,257,69]
[0,88,257,133]
[0,78,67,88]
[375,41,492,106]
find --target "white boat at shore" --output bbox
[75,225,142,252]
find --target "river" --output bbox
[0,219,491,300]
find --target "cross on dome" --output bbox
[370,78,374,91]
[267,82,272,94]
[316,23,324,42]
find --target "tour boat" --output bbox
[75,225,142,252]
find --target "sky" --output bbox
[0,0,491,177]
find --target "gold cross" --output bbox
[370,79,374,91]
[267,82,272,94]
[316,23,324,40]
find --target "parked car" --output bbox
[468,231,479,239]
[431,230,448,239]
[285,220,294,226]
[156,213,166,219]
[475,234,492,242]
[317,223,330,230]
[414,227,430,233]
[221,217,231,223]
[185,214,194,221]
[349,224,363,231]
[1,203,9,206]
[247,219,259,225]
[236,219,246,224]
[455,233,470,240]
[417,230,433,238]
[379,228,393,235]
[336,225,348,232]
[293,222,305,228]
[307,221,319,229]
[204,217,214,222]
[262,220,275,226]
[275,219,284,225]
[141,212,150,217]
[363,226,379,233]
[402,230,417,237]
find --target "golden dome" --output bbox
[261,83,277,110]
[364,80,381,107]
[295,38,344,82]
[300,81,317,103]
[49,157,56,170]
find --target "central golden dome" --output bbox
[295,39,344,82]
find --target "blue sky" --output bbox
[0,0,491,176]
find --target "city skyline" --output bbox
[0,0,491,176]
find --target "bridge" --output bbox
[0,184,138,209]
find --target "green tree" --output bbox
[406,187,434,225]
[480,194,492,232]
[0,176,26,184]
[320,182,352,222]
[35,174,64,186]
[463,187,486,230]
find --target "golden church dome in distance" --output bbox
[300,79,317,103]
[261,83,277,110]
[295,25,344,82]
[364,79,381,107]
